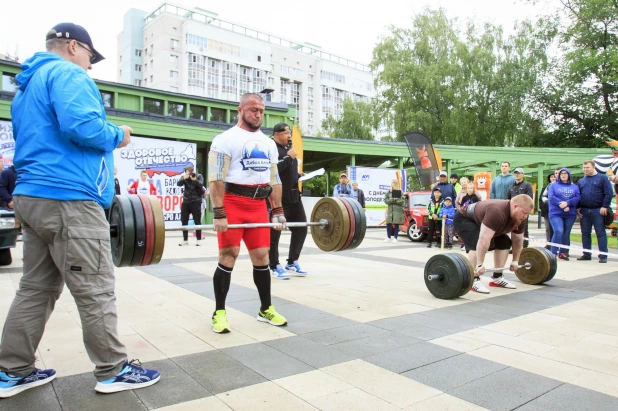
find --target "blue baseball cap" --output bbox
[46,23,104,64]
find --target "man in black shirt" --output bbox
[269,123,308,279]
[506,168,534,248]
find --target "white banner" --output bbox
[347,166,408,227]
[114,136,197,227]
[0,120,15,167]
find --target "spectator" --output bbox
[450,173,461,193]
[548,168,580,260]
[113,166,120,195]
[490,161,516,199]
[539,173,557,250]
[506,168,534,248]
[435,171,456,200]
[0,165,17,209]
[351,182,366,209]
[577,160,613,263]
[439,197,456,249]
[384,179,405,242]
[426,187,443,248]
[177,165,204,246]
[127,170,157,195]
[459,177,469,194]
[456,183,482,250]
[333,173,352,197]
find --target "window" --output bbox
[134,79,142,87]
[150,59,153,66]
[144,79,147,86]
[119,69,122,76]
[308,73,313,81]
[167,101,185,117]
[210,107,226,122]
[135,49,142,57]
[144,63,147,71]
[270,64,274,72]
[294,68,303,78]
[150,75,153,82]
[170,86,178,92]
[208,39,240,56]
[170,54,179,63]
[189,104,207,120]
[268,76,274,86]
[229,111,238,124]
[170,70,178,79]
[257,55,262,62]
[1,73,18,93]
[308,99,313,108]
[143,98,163,115]
[280,65,289,76]
[308,125,313,133]
[100,91,113,108]
[172,27,177,32]
[308,112,313,121]
[135,64,142,72]
[150,45,153,54]
[119,55,122,62]
[308,87,314,98]
[187,34,208,48]
[320,70,345,83]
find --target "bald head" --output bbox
[237,93,265,131]
[240,93,264,107]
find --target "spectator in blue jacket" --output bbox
[434,171,456,200]
[548,168,580,260]
[438,196,456,249]
[577,160,613,263]
[490,161,516,199]
[0,165,17,209]
[333,173,352,197]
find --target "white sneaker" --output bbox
[196,240,201,247]
[179,241,189,246]
[489,276,517,289]
[391,238,398,243]
[384,238,391,242]
[471,278,490,294]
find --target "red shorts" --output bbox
[217,193,270,250]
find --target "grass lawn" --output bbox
[570,233,608,247]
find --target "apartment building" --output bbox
[116,3,375,135]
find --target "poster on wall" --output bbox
[114,136,197,227]
[0,120,15,167]
[347,166,407,227]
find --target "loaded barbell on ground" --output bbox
[108,195,366,267]
[424,248,558,300]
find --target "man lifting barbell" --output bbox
[453,194,534,294]
[207,93,288,334]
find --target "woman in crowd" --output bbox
[384,179,405,242]
[548,168,580,261]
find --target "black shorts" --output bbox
[453,211,511,252]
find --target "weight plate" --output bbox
[310,197,350,252]
[110,195,135,267]
[147,195,165,265]
[138,195,155,266]
[345,198,363,250]
[515,247,550,285]
[424,253,466,300]
[346,198,366,249]
[338,198,356,251]
[128,195,147,266]
[451,253,474,298]
[539,247,557,282]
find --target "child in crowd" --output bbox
[426,187,443,248]
[439,197,456,249]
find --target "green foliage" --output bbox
[321,99,375,140]
[302,173,341,197]
[371,8,553,146]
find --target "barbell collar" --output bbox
[163,219,329,232]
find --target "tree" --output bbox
[532,0,618,147]
[321,99,375,140]
[371,8,552,146]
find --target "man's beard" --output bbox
[241,113,262,131]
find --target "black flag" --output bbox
[404,132,440,188]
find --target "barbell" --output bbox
[108,194,366,267]
[424,247,558,300]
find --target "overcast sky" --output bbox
[1,0,557,82]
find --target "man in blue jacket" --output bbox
[490,161,516,199]
[333,173,352,197]
[434,171,456,200]
[0,23,160,399]
[577,160,613,263]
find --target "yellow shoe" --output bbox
[212,310,230,333]
[257,305,287,326]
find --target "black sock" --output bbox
[253,265,271,312]
[213,263,232,312]
[492,272,503,279]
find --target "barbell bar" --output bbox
[424,248,557,300]
[426,262,531,281]
[109,195,366,267]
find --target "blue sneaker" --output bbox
[285,261,308,276]
[271,264,290,280]
[94,359,160,394]
[0,368,56,398]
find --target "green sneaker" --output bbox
[257,305,288,326]
[212,310,230,333]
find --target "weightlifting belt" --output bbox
[225,183,273,200]
[464,202,477,221]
